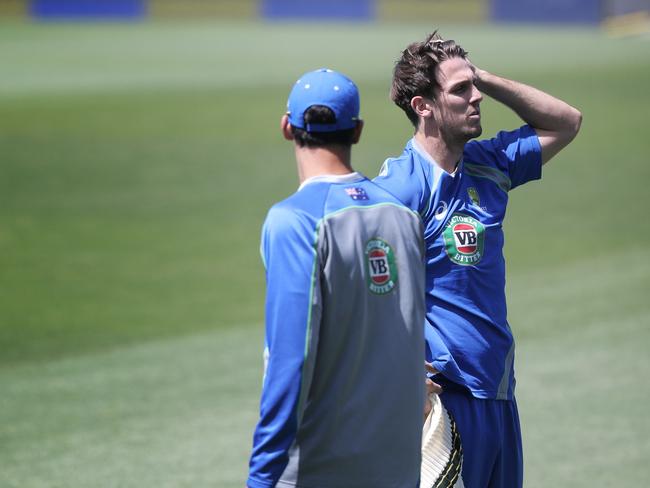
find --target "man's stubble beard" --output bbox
[441,123,483,150]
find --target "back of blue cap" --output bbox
[287,68,360,133]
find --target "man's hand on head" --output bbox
[468,60,488,91]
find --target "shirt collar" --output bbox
[410,137,462,176]
[298,171,364,191]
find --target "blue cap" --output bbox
[287,68,360,133]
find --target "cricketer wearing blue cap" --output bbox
[373,32,581,488]
[247,69,427,488]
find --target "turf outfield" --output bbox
[1,20,649,487]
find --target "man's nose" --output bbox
[470,85,483,104]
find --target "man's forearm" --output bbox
[474,68,581,134]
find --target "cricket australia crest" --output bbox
[467,187,480,207]
[365,238,398,294]
[443,214,485,266]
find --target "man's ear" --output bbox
[351,119,364,144]
[281,114,294,141]
[410,95,435,120]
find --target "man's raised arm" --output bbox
[473,67,582,165]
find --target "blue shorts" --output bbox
[439,385,523,488]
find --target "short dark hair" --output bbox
[291,105,357,148]
[391,31,468,128]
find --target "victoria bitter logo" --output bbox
[365,238,398,294]
[443,214,485,265]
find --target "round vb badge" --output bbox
[443,214,485,266]
[365,238,398,295]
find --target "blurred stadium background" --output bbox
[1,1,649,487]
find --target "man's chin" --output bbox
[466,125,482,140]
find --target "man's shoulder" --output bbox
[266,177,419,232]
[264,188,324,236]
[265,178,386,227]
[377,140,430,178]
[322,178,417,218]
[463,125,538,164]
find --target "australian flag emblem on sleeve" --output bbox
[345,187,369,201]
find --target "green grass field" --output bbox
[1,20,649,487]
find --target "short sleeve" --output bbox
[464,125,542,190]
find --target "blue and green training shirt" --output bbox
[248,172,426,488]
[374,125,542,400]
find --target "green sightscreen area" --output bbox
[1,20,649,487]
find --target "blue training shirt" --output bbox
[248,172,426,488]
[374,125,542,400]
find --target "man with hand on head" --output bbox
[374,32,582,488]
[247,68,427,488]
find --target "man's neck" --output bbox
[413,131,463,174]
[295,145,354,183]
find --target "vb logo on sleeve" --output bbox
[365,238,398,294]
[443,214,485,266]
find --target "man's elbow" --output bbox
[538,107,582,165]
[566,107,583,142]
